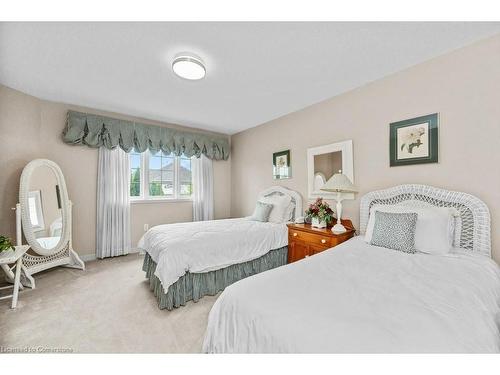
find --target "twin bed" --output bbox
[203,236,500,352]
[139,184,500,353]
[139,186,302,310]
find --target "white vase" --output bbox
[311,217,327,228]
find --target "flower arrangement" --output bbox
[305,198,335,228]
[0,235,14,253]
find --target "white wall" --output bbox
[230,34,500,263]
[0,85,232,257]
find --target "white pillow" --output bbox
[258,194,292,223]
[364,204,456,255]
[283,201,296,222]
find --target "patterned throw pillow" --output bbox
[370,211,418,253]
[249,201,274,222]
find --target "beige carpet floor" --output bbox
[0,254,218,353]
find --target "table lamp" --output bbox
[320,172,358,234]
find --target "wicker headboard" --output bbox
[258,186,303,221]
[359,184,491,257]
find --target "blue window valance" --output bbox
[62,110,230,160]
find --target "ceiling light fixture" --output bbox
[172,54,206,80]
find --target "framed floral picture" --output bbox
[390,113,438,167]
[273,149,291,179]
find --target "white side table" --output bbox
[0,245,30,309]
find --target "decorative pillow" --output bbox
[364,204,456,255]
[249,201,274,222]
[259,194,292,223]
[370,211,418,253]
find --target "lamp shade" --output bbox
[320,173,357,193]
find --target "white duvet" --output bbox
[138,218,288,293]
[203,236,500,353]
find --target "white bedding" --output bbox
[203,236,500,353]
[138,218,288,293]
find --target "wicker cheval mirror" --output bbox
[15,159,85,289]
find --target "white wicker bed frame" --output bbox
[360,184,491,258]
[258,186,303,222]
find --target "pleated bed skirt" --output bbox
[142,246,288,310]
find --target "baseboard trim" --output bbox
[78,248,143,262]
[80,254,96,262]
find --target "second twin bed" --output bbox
[139,186,301,310]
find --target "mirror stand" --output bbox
[16,159,85,289]
[14,201,85,289]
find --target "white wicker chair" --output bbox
[359,184,491,257]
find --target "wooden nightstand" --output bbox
[287,219,355,263]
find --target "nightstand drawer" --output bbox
[287,220,355,263]
[308,243,331,255]
[289,230,332,248]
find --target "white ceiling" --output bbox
[1,22,500,135]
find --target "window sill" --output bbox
[130,198,193,204]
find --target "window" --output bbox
[28,190,45,231]
[129,150,193,201]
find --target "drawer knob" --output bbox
[293,233,298,237]
[321,239,326,244]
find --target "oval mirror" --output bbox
[20,159,70,256]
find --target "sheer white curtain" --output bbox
[192,154,214,221]
[96,147,131,258]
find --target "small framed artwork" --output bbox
[273,150,291,179]
[390,113,438,167]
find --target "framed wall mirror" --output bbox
[307,140,354,199]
